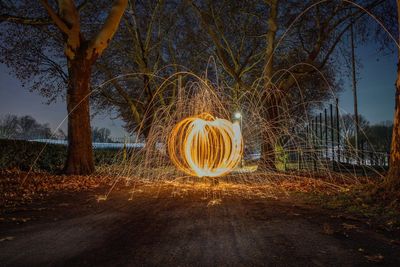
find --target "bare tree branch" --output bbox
[86,0,128,59]
[39,0,70,34]
[0,14,51,25]
[59,0,81,59]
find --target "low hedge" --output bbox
[0,139,126,172]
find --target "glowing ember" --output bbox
[168,113,243,177]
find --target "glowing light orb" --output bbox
[168,113,243,177]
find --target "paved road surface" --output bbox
[0,186,399,266]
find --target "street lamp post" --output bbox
[234,112,244,168]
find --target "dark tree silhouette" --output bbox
[0,0,128,174]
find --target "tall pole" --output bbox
[336,98,340,162]
[350,16,360,163]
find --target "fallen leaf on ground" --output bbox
[96,195,107,202]
[207,199,222,207]
[390,239,400,245]
[20,218,30,223]
[342,223,357,230]
[365,254,384,262]
[322,223,334,235]
[0,236,14,242]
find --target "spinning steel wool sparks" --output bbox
[168,113,243,177]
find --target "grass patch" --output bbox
[300,182,400,230]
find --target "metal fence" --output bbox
[273,98,391,172]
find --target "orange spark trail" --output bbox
[168,113,243,177]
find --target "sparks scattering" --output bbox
[168,113,243,177]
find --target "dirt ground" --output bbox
[0,183,400,267]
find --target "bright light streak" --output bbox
[168,113,243,177]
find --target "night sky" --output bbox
[0,42,397,137]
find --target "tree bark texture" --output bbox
[64,46,95,175]
[386,60,400,185]
[385,0,400,186]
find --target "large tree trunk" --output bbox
[64,49,95,175]
[385,0,400,188]
[38,0,128,175]
[260,0,278,171]
[386,59,400,187]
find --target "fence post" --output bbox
[324,109,328,159]
[370,151,374,166]
[319,113,323,144]
[298,147,301,170]
[313,118,317,171]
[387,152,390,167]
[319,112,324,159]
[360,139,365,165]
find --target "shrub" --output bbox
[0,139,128,172]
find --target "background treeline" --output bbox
[341,114,393,152]
[0,114,114,143]
[0,114,55,139]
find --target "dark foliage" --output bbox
[0,139,126,172]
